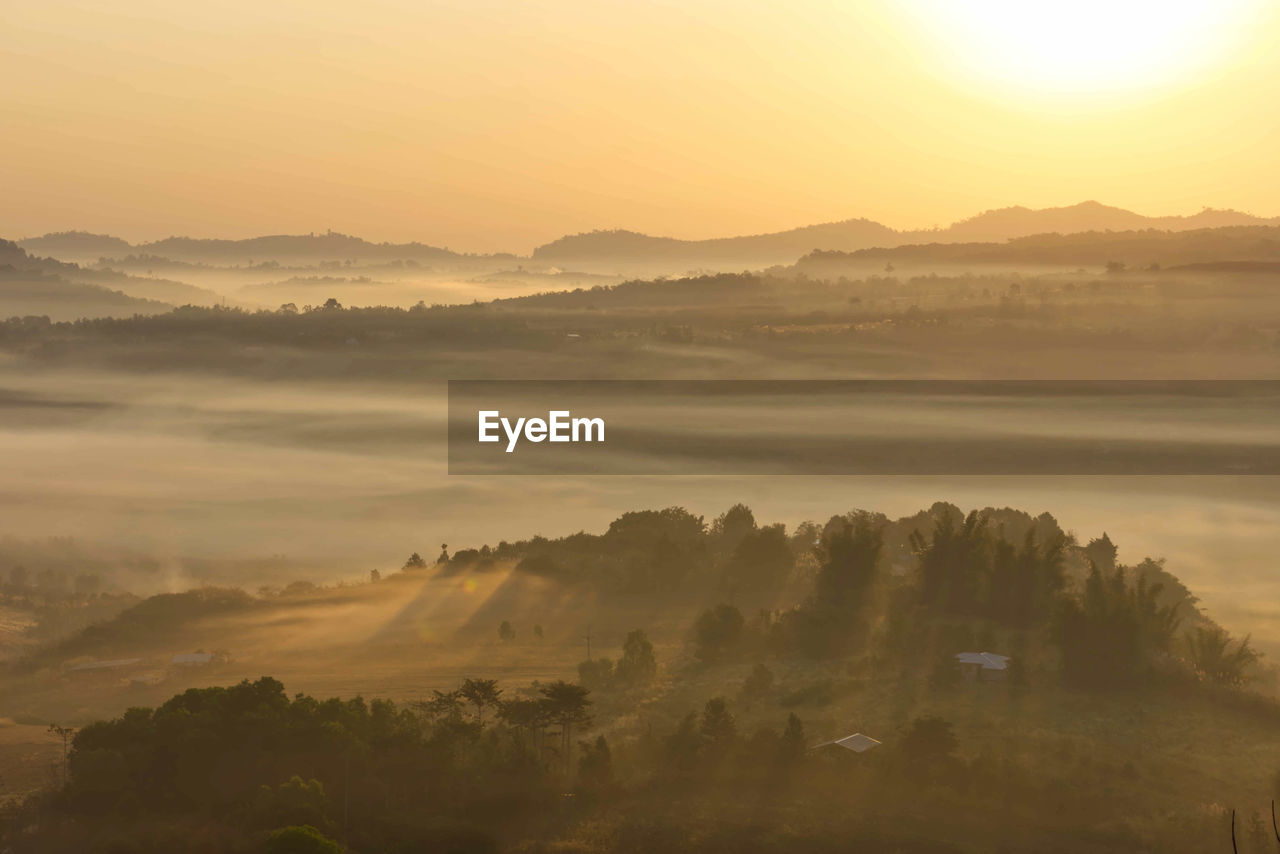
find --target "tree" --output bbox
[415,689,463,722]
[899,716,958,781]
[577,735,612,788]
[1056,563,1183,689]
[694,604,745,663]
[815,513,884,612]
[712,503,756,551]
[369,569,381,583]
[614,629,657,686]
[1186,625,1258,687]
[780,513,885,658]
[605,507,706,592]
[722,524,794,597]
[540,681,592,777]
[911,509,987,615]
[665,712,701,774]
[498,620,516,642]
[1084,532,1118,572]
[252,777,329,831]
[533,624,544,640]
[459,678,502,725]
[403,552,427,571]
[780,713,805,763]
[497,697,549,755]
[266,824,342,854]
[699,697,737,750]
[740,662,774,700]
[987,527,1066,627]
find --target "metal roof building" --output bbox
[810,732,882,754]
[955,651,1011,681]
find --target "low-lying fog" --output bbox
[2,364,1279,653]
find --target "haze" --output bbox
[8,4,1280,851]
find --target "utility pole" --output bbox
[583,630,592,660]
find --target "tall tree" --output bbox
[458,678,502,726]
[539,681,592,777]
[614,629,658,686]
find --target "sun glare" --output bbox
[903,0,1263,97]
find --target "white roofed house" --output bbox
[809,732,882,763]
[955,651,1011,682]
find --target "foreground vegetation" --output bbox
[3,502,1278,852]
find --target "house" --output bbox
[955,651,1011,682]
[809,732,882,760]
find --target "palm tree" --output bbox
[1186,625,1258,687]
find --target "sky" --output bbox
[4,0,1280,253]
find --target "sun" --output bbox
[901,0,1264,97]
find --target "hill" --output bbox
[0,270,172,321]
[5,501,1276,854]
[531,202,1280,271]
[138,231,468,265]
[532,219,899,268]
[938,200,1279,242]
[793,224,1280,274]
[0,240,220,318]
[18,230,474,267]
[21,203,1280,274]
[17,231,132,261]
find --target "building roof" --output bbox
[955,651,1011,671]
[811,732,882,754]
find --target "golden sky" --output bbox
[4,0,1279,253]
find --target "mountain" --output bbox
[0,269,171,321]
[19,230,472,267]
[532,219,899,269]
[935,201,1279,242]
[137,232,466,265]
[532,203,1280,272]
[0,240,213,319]
[18,231,132,262]
[792,225,1280,275]
[88,272,222,307]
[20,203,1280,274]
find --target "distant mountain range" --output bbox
[532,202,1280,269]
[792,225,1280,274]
[18,231,478,266]
[0,240,222,319]
[17,202,1280,271]
[530,218,899,267]
[935,201,1279,242]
